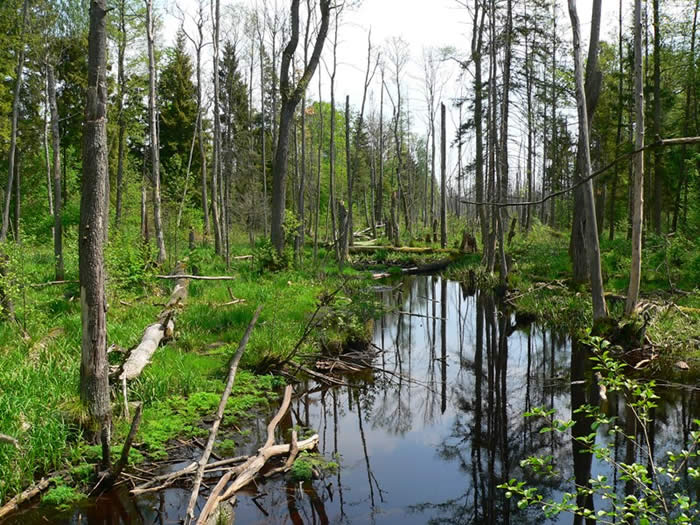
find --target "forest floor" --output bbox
[0,223,698,511]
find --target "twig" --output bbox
[0,433,19,449]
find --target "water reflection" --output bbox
[7,276,698,525]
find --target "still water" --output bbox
[7,276,699,524]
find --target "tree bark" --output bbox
[114,0,127,229]
[568,0,608,321]
[145,0,167,264]
[270,0,331,255]
[652,0,663,235]
[48,65,64,281]
[571,0,603,283]
[626,0,645,315]
[80,0,112,470]
[211,0,223,255]
[1,0,29,243]
[440,103,447,248]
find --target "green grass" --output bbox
[0,232,378,505]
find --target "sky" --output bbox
[163,0,627,187]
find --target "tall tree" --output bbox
[80,0,112,470]
[568,0,608,321]
[651,0,663,235]
[145,0,167,263]
[48,64,64,281]
[570,0,603,283]
[270,0,331,255]
[626,0,645,315]
[0,0,29,242]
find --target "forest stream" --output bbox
[6,275,699,524]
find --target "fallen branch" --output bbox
[184,306,263,524]
[28,280,78,288]
[350,245,457,255]
[0,470,67,520]
[130,456,248,496]
[398,310,446,321]
[155,274,236,281]
[195,386,302,525]
[0,433,19,449]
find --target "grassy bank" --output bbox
[0,233,377,506]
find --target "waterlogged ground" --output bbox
[7,276,699,524]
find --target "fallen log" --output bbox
[119,263,190,416]
[0,470,67,520]
[195,385,312,525]
[184,306,262,524]
[155,274,236,281]
[350,245,457,255]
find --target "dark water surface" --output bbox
[8,276,699,524]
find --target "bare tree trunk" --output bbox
[327,10,340,258]
[296,0,313,258]
[344,95,352,258]
[48,65,64,280]
[571,0,602,283]
[609,0,625,241]
[440,103,447,248]
[651,0,663,235]
[115,0,127,229]
[211,0,223,255]
[470,0,487,249]
[43,70,54,221]
[14,156,20,243]
[81,0,112,470]
[626,0,645,315]
[377,68,384,228]
[313,74,323,264]
[259,36,268,238]
[145,0,166,264]
[1,0,29,243]
[568,0,608,322]
[270,0,331,255]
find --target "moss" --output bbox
[290,452,339,482]
[41,484,85,511]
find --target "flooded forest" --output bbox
[0,0,698,523]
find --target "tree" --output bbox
[270,0,331,256]
[570,0,603,284]
[48,64,64,280]
[159,30,199,201]
[568,0,608,321]
[145,0,167,264]
[0,0,29,243]
[626,0,645,315]
[80,0,112,470]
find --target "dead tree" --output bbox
[47,65,64,281]
[145,0,167,264]
[626,0,644,315]
[567,0,608,321]
[270,0,332,255]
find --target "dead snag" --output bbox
[185,306,263,524]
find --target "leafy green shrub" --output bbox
[501,336,700,524]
